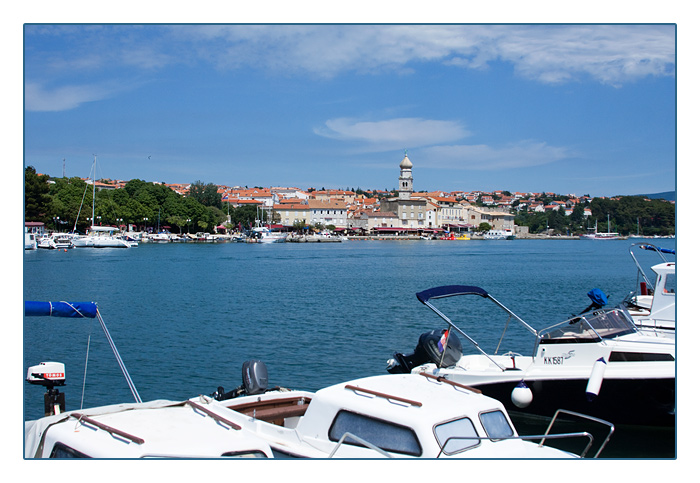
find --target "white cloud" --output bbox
[422,141,571,170]
[24,82,118,112]
[314,117,470,149]
[24,24,676,111]
[176,24,675,84]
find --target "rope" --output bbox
[96,308,142,403]
[80,321,94,410]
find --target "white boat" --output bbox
[70,156,133,248]
[202,362,613,459]
[251,226,286,243]
[37,233,74,249]
[620,243,675,332]
[483,229,515,240]
[387,285,675,427]
[73,226,131,248]
[580,216,621,240]
[25,232,38,250]
[147,232,171,243]
[24,301,613,459]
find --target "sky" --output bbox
[22,22,677,198]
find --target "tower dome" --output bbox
[399,154,413,169]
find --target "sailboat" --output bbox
[72,156,131,248]
[579,215,621,240]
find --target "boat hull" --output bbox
[448,375,675,427]
[73,236,130,248]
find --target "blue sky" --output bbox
[23,24,676,197]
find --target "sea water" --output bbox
[22,238,677,457]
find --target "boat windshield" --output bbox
[539,309,637,343]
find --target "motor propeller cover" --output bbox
[242,359,268,395]
[388,329,463,374]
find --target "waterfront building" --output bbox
[308,199,348,228]
[273,202,310,228]
[365,211,400,232]
[463,205,515,232]
[379,153,428,232]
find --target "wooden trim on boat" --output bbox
[344,384,423,407]
[419,372,482,394]
[187,400,242,430]
[226,396,311,425]
[70,412,145,444]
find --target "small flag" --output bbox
[438,329,449,353]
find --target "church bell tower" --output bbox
[398,150,413,200]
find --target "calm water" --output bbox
[23,238,677,457]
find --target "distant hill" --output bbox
[636,191,676,202]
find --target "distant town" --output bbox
[29,153,675,238]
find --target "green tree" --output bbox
[189,181,222,209]
[48,176,92,231]
[25,166,51,222]
[230,204,262,228]
[477,222,492,232]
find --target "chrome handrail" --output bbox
[328,432,392,458]
[540,409,615,458]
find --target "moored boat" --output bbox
[387,285,675,427]
[25,232,37,250]
[483,229,515,240]
[251,226,286,243]
[620,243,675,332]
[73,226,131,248]
[580,216,622,240]
[202,362,612,458]
[37,233,75,249]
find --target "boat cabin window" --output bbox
[221,450,268,458]
[539,309,636,343]
[479,410,514,440]
[328,410,422,456]
[660,272,676,294]
[434,417,480,455]
[49,442,91,458]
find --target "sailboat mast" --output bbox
[91,155,96,225]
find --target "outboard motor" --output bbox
[387,329,462,374]
[26,361,66,416]
[212,359,269,401]
[580,288,608,314]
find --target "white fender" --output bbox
[511,380,533,408]
[585,357,607,401]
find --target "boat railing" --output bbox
[437,433,592,458]
[539,409,615,458]
[438,410,614,458]
[328,432,393,458]
[628,242,675,295]
[416,285,539,372]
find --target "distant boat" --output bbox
[73,226,131,248]
[25,232,37,250]
[483,229,515,240]
[71,156,133,249]
[580,216,621,240]
[37,233,74,249]
[251,226,287,243]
